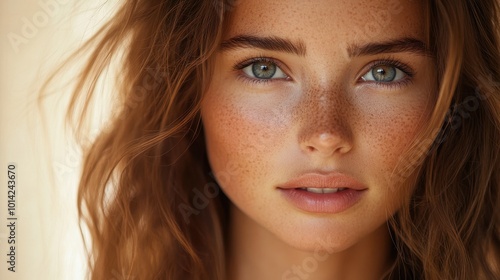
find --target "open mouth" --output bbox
[277,172,367,213]
[298,187,348,194]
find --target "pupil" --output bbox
[372,65,396,82]
[252,61,276,79]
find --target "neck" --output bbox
[226,205,394,280]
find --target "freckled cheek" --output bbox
[202,97,290,199]
[361,105,428,175]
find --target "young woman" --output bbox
[56,0,500,279]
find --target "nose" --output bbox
[298,87,353,158]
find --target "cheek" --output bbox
[201,93,289,202]
[366,105,425,167]
[356,95,432,207]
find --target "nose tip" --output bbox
[302,132,352,157]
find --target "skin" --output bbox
[201,0,436,279]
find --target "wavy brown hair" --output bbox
[42,0,500,279]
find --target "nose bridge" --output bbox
[296,83,353,154]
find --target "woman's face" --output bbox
[201,0,435,251]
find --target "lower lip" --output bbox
[279,188,365,214]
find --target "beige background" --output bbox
[0,0,117,279]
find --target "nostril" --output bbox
[306,146,316,152]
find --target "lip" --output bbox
[277,173,367,214]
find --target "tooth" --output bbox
[322,188,339,194]
[305,188,339,194]
[306,188,324,193]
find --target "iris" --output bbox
[251,60,277,79]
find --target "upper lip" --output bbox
[277,172,367,191]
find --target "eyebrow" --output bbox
[347,37,431,57]
[220,35,307,56]
[220,35,431,58]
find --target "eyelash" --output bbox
[233,56,416,88]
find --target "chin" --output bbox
[271,221,363,254]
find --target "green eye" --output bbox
[242,59,288,80]
[362,64,406,83]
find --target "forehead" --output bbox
[224,0,426,46]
